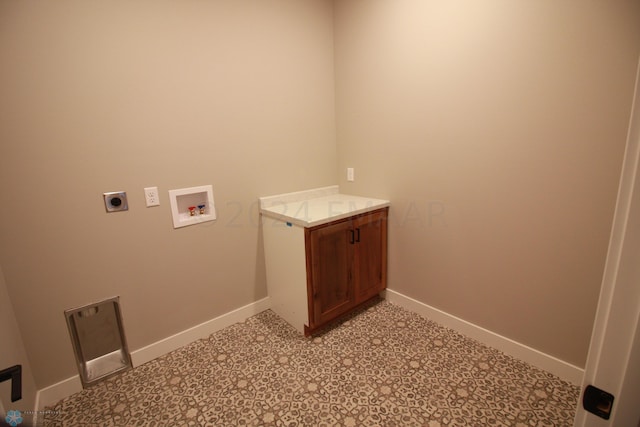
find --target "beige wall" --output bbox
[334,0,640,367]
[0,265,38,421]
[0,0,336,388]
[2,0,639,393]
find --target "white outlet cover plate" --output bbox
[144,187,160,207]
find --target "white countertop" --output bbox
[259,186,390,227]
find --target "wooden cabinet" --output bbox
[260,188,389,337]
[304,208,388,335]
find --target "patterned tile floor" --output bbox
[43,300,579,426]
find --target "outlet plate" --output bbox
[104,192,128,212]
[144,187,160,207]
[347,168,355,182]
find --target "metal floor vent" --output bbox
[65,296,132,388]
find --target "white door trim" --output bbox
[574,57,640,427]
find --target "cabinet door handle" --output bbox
[349,229,355,244]
[355,228,360,243]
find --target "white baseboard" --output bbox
[130,297,271,367]
[384,289,584,385]
[36,297,271,410]
[36,291,583,410]
[34,375,82,412]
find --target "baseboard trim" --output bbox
[36,291,583,409]
[34,375,82,412]
[130,297,271,367]
[36,297,271,409]
[384,289,584,385]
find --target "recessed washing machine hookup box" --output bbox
[168,184,216,229]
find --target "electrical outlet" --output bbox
[144,187,160,207]
[103,191,128,212]
[347,168,355,182]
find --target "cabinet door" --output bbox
[353,209,388,304]
[307,219,355,328]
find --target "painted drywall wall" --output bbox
[0,0,336,388]
[0,265,38,422]
[334,0,640,367]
